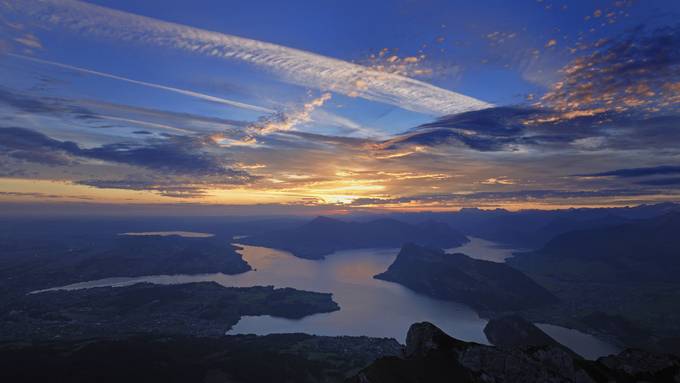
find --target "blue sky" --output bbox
[1,0,680,213]
[75,0,675,100]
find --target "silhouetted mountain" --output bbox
[241,217,468,259]
[507,212,680,350]
[511,212,680,282]
[374,244,557,312]
[0,235,251,299]
[0,215,305,246]
[381,202,680,248]
[349,322,680,383]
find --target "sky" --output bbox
[1,0,680,214]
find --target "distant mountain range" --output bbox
[380,202,680,248]
[0,234,251,299]
[374,244,557,312]
[240,216,468,259]
[510,211,680,283]
[508,212,680,349]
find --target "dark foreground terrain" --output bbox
[0,333,402,383]
[351,322,680,383]
[2,321,678,383]
[0,282,339,340]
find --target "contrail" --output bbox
[6,0,492,115]
[8,53,274,114]
[92,115,194,134]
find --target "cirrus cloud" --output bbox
[5,0,491,116]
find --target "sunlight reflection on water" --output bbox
[36,238,619,358]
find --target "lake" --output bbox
[36,237,619,360]
[119,231,214,238]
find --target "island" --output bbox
[240,216,469,259]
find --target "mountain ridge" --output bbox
[374,243,558,312]
[240,216,468,259]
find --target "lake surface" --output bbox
[447,236,523,262]
[37,237,619,359]
[119,231,214,238]
[536,323,619,360]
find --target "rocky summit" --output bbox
[349,322,680,383]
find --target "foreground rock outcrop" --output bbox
[2,320,678,382]
[349,322,680,383]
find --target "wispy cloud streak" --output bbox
[8,53,274,113]
[7,0,490,115]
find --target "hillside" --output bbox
[508,213,680,348]
[241,216,468,259]
[374,244,557,312]
[511,212,680,283]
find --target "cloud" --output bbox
[275,131,372,149]
[249,93,332,136]
[77,99,250,129]
[359,48,435,79]
[540,24,680,114]
[374,107,561,152]
[576,165,680,178]
[417,107,535,136]
[350,188,664,206]
[9,53,274,113]
[8,0,490,115]
[84,138,244,177]
[0,87,64,114]
[366,24,680,156]
[0,127,79,165]
[378,107,540,152]
[636,178,680,186]
[375,103,680,155]
[369,24,680,155]
[0,127,254,178]
[75,178,209,198]
[0,191,92,200]
[0,87,253,137]
[379,128,509,152]
[13,33,42,49]
[481,177,515,185]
